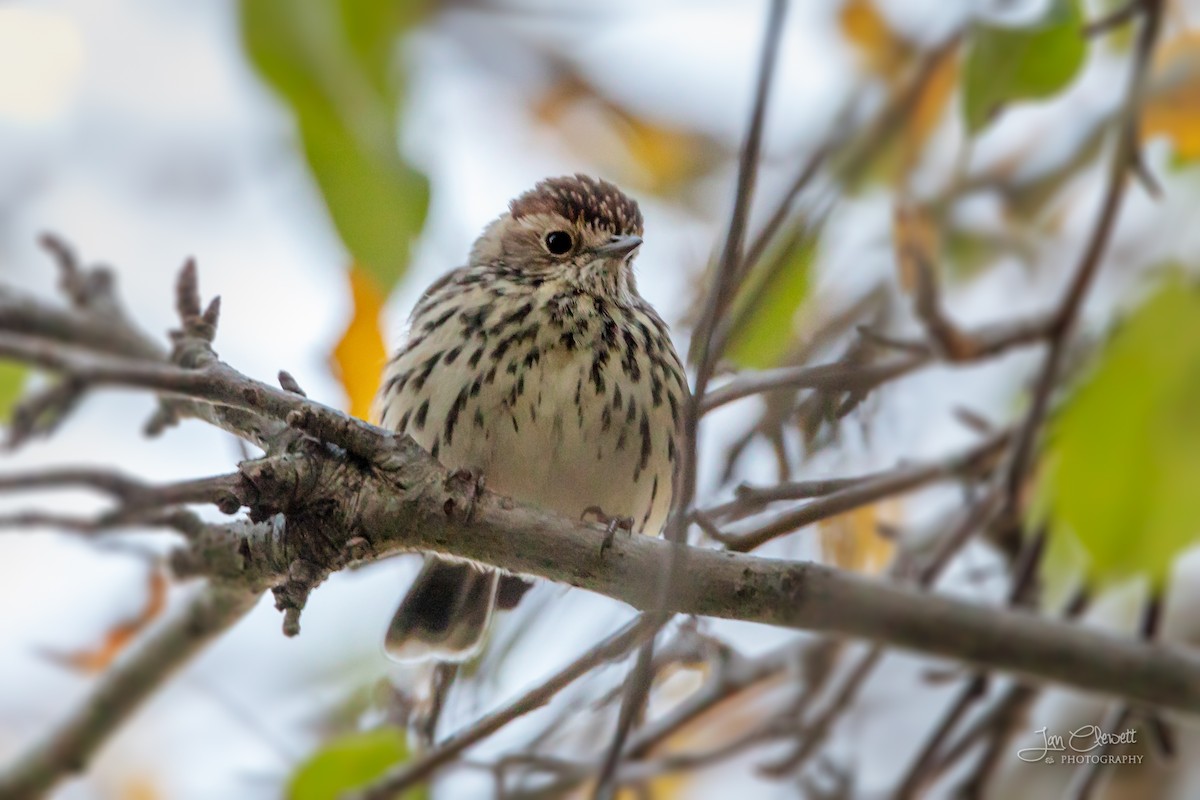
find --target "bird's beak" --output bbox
[592,235,643,260]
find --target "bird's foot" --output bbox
[582,506,634,556]
[445,468,486,522]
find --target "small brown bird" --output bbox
[373,175,686,661]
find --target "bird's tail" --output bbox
[384,557,498,662]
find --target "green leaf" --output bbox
[288,728,424,800]
[240,0,430,293]
[1036,274,1200,590]
[0,361,27,422]
[723,229,817,370]
[962,0,1087,133]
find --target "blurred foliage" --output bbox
[1037,274,1200,591]
[723,231,816,370]
[240,0,430,294]
[1144,32,1200,161]
[893,199,1032,284]
[962,0,1086,133]
[0,362,26,422]
[942,226,1034,281]
[534,73,724,195]
[241,0,429,417]
[46,570,168,673]
[834,31,959,191]
[839,0,912,78]
[891,202,938,293]
[819,502,898,574]
[991,117,1107,229]
[332,264,388,420]
[899,46,960,168]
[118,775,163,800]
[289,728,425,800]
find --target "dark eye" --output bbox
[545,230,573,255]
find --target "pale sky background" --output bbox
[3,0,1200,798]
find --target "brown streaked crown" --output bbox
[509,174,644,238]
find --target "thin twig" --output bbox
[1084,0,1141,37]
[1004,0,1163,511]
[595,2,791,795]
[0,331,393,461]
[505,639,832,799]
[1064,705,1133,800]
[0,468,242,512]
[1065,595,1169,800]
[702,309,1055,413]
[744,496,1005,781]
[893,675,989,800]
[700,350,929,413]
[716,430,1009,551]
[707,427,1007,524]
[759,646,885,777]
[907,591,1089,794]
[351,616,656,800]
[0,583,259,800]
[593,630,659,800]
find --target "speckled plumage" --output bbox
[374,175,686,661]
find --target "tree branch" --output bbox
[599,1,790,791]
[353,616,658,800]
[3,295,1200,716]
[0,582,259,800]
[3,239,1200,796]
[709,428,1009,550]
[215,438,1200,717]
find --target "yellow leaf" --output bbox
[614,114,712,193]
[840,0,910,77]
[121,775,163,800]
[902,46,959,167]
[331,266,387,421]
[818,501,898,574]
[534,74,719,192]
[837,41,959,189]
[1144,33,1200,160]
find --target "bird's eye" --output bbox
[544,230,573,255]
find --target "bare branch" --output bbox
[2,308,1200,716]
[236,440,1200,717]
[0,583,258,800]
[7,377,86,448]
[1004,0,1164,509]
[597,1,793,792]
[701,351,930,412]
[2,216,1198,799]
[0,331,379,459]
[353,616,657,800]
[716,430,1007,551]
[703,428,1008,532]
[0,468,242,512]
[759,646,884,777]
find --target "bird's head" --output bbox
[470,174,645,295]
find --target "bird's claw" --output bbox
[582,505,634,556]
[445,468,485,522]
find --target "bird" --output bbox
[372,174,687,661]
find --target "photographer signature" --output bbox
[1017,725,1138,763]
